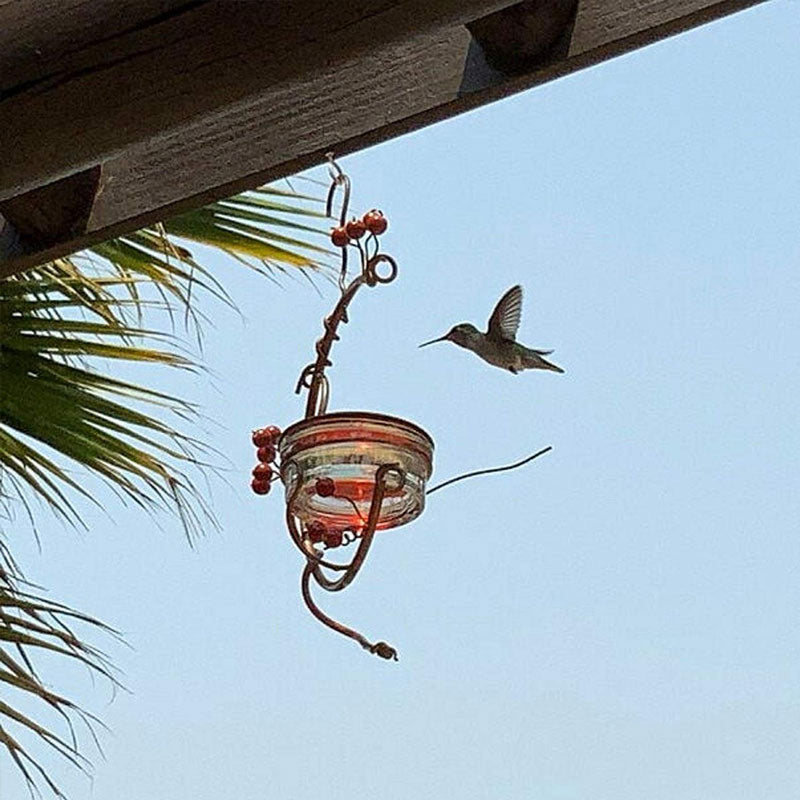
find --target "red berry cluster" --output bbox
[330,209,388,248]
[303,477,344,548]
[305,519,343,549]
[250,425,281,495]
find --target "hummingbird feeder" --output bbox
[250,155,551,661]
[249,155,434,661]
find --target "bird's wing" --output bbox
[487,285,523,342]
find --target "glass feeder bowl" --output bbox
[278,412,434,531]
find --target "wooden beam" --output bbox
[0,0,767,277]
[0,167,102,248]
[0,0,512,201]
[0,1,201,94]
[466,0,579,74]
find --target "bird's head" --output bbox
[419,323,479,350]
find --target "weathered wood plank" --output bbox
[467,0,579,74]
[0,1,201,94]
[0,0,512,200]
[0,0,767,277]
[0,167,102,246]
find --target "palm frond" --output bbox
[0,178,332,796]
[100,187,330,311]
[0,555,118,799]
[0,180,330,531]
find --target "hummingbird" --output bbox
[419,285,564,374]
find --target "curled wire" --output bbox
[340,530,361,547]
[294,364,317,393]
[340,495,366,524]
[365,253,398,286]
[296,154,400,419]
[326,153,352,291]
[301,562,397,660]
[287,462,403,660]
[325,153,350,224]
[426,446,553,496]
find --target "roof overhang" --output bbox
[0,0,766,277]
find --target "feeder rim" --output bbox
[279,410,434,448]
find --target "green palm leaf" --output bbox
[0,179,332,796]
[0,558,117,798]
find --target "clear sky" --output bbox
[4,3,800,798]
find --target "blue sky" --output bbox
[4,2,800,798]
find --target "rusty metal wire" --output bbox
[287,461,404,660]
[326,152,351,291]
[295,155,397,420]
[426,446,553,495]
[341,496,366,524]
[301,562,397,661]
[340,530,360,547]
[283,158,406,657]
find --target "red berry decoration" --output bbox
[345,218,367,239]
[306,520,326,543]
[252,428,273,447]
[251,478,271,495]
[257,444,276,463]
[252,463,273,481]
[330,226,350,247]
[315,477,335,497]
[323,529,343,548]
[362,209,387,235]
[266,425,281,441]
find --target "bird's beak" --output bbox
[418,333,449,348]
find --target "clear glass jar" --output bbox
[278,412,434,531]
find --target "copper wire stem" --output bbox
[296,155,396,420]
[286,155,402,659]
[289,464,402,660]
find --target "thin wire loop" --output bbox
[340,530,360,546]
[366,253,398,286]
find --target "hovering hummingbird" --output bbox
[419,285,564,374]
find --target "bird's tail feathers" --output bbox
[523,351,564,373]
